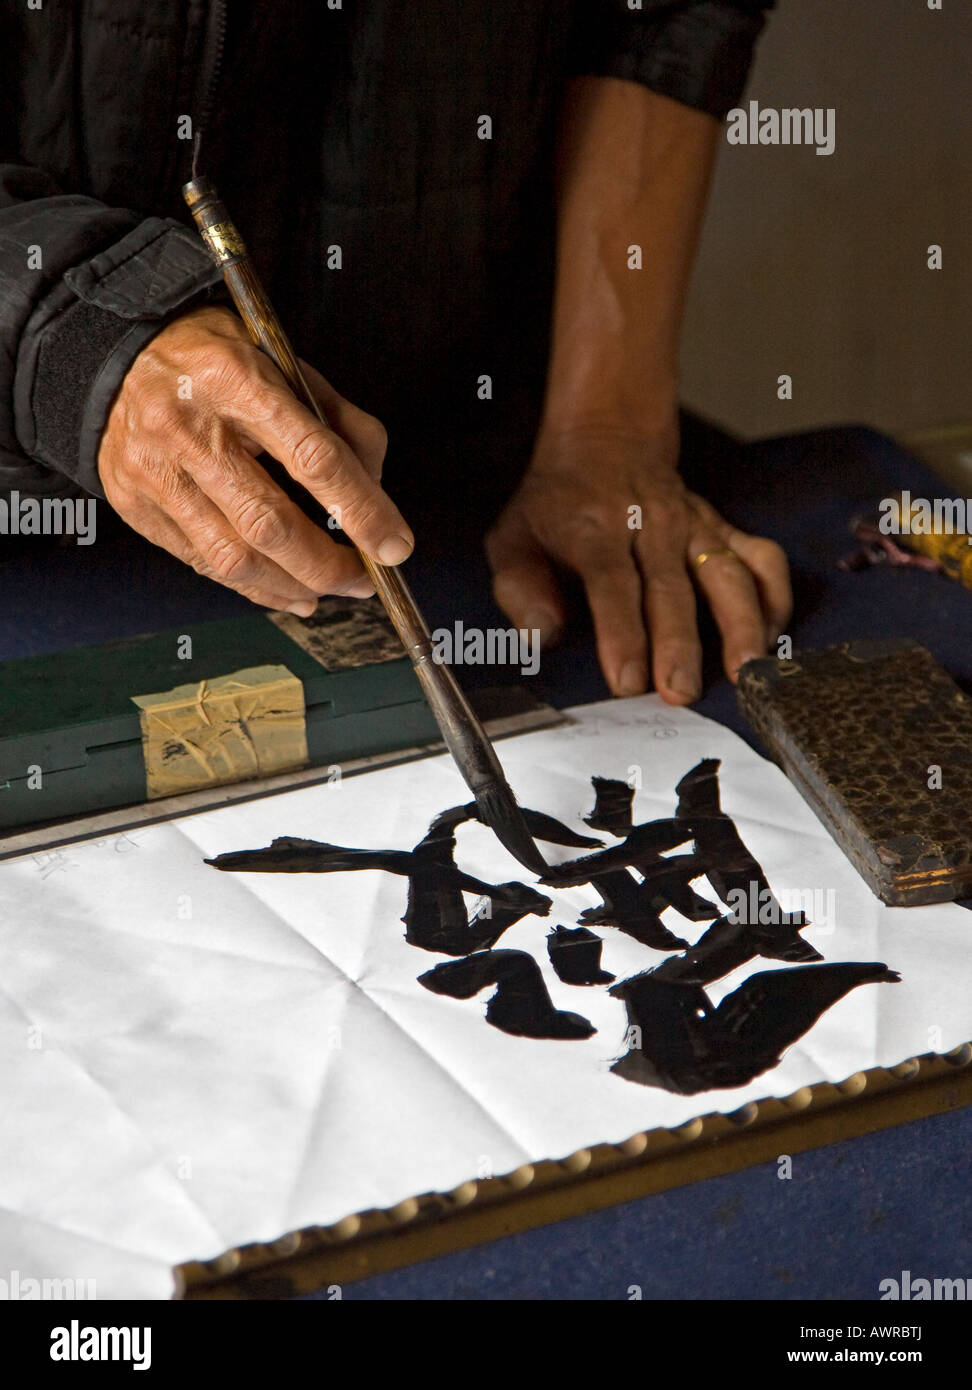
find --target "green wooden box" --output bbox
[0,601,440,831]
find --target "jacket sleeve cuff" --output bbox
[569,2,773,120]
[14,217,224,498]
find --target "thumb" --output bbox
[485,509,565,648]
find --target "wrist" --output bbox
[537,397,680,455]
[528,416,681,485]
[540,367,679,442]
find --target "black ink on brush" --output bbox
[419,950,595,1040]
[611,962,900,1094]
[472,784,550,876]
[547,926,615,986]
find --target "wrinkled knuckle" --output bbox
[292,431,343,485]
[235,498,291,552]
[111,439,152,486]
[196,347,235,387]
[153,465,195,512]
[337,492,382,537]
[184,545,219,581]
[256,389,292,434]
[577,502,612,529]
[572,505,616,544]
[220,338,259,374]
[205,342,260,396]
[207,536,253,584]
[645,499,685,534]
[138,394,178,438]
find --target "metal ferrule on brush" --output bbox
[183,177,248,267]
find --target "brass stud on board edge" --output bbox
[449,1181,478,1207]
[561,1148,592,1174]
[618,1132,649,1156]
[727,1102,760,1127]
[836,1072,868,1097]
[388,1197,419,1224]
[673,1117,704,1141]
[506,1164,535,1191]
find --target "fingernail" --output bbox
[667,666,701,701]
[523,609,561,647]
[287,600,317,618]
[344,577,376,599]
[616,661,647,697]
[377,535,413,565]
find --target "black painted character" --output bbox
[207,762,899,1094]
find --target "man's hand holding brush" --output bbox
[97,303,414,617]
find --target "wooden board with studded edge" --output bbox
[174,1047,971,1299]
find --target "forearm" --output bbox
[541,77,719,438]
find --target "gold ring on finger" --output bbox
[692,546,738,570]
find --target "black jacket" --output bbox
[0,0,772,503]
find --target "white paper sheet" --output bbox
[0,696,968,1299]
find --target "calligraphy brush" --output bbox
[182,171,547,876]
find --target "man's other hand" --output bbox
[98,305,414,614]
[485,424,792,703]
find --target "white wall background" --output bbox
[680,0,970,445]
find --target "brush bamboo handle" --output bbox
[182,177,505,794]
[182,177,434,652]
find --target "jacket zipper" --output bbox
[198,0,228,141]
